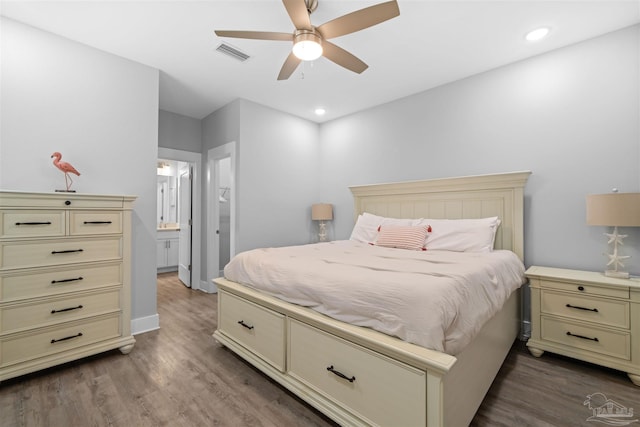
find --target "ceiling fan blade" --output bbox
[322,41,368,74]
[215,30,292,41]
[317,0,400,40]
[282,0,312,30]
[278,51,302,80]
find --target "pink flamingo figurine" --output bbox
[51,152,80,192]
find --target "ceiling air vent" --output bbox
[216,43,250,62]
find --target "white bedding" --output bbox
[223,240,526,355]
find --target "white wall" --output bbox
[1,18,160,331]
[320,25,640,274]
[158,110,202,153]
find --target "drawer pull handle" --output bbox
[51,249,84,254]
[51,277,84,284]
[51,305,83,314]
[51,332,83,344]
[238,320,254,330]
[15,221,52,226]
[566,304,598,313]
[326,365,356,383]
[566,331,599,342]
[83,221,113,224]
[577,286,585,291]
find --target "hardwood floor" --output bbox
[1,272,638,427]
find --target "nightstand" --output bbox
[526,266,640,386]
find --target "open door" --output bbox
[178,166,192,287]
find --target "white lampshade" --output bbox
[312,203,333,221]
[586,193,640,226]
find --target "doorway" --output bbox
[157,147,202,291]
[207,142,236,292]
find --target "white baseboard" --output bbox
[131,313,160,335]
[199,279,218,293]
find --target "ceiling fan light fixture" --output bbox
[292,30,323,61]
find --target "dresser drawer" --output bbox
[0,194,125,209]
[0,210,66,238]
[541,290,629,329]
[539,279,629,299]
[0,263,121,301]
[0,314,121,367]
[1,289,121,333]
[0,237,122,270]
[218,291,285,371]
[541,317,630,360]
[69,211,122,235]
[288,319,426,427]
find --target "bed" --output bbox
[213,171,531,427]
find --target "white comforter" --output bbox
[224,241,526,355]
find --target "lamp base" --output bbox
[605,270,630,279]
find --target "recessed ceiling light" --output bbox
[315,108,326,116]
[525,27,550,42]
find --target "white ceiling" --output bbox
[1,1,638,123]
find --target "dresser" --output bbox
[0,191,136,381]
[526,266,640,386]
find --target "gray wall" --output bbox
[201,99,321,282]
[1,17,161,330]
[158,110,202,153]
[320,24,640,274]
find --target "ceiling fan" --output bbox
[215,0,400,80]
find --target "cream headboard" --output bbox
[349,171,531,260]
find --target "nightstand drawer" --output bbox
[0,237,122,270]
[1,289,121,333]
[218,291,285,371]
[541,317,630,360]
[0,314,121,367]
[0,210,66,238]
[541,290,629,329]
[0,263,122,301]
[69,211,122,235]
[539,279,629,299]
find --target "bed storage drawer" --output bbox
[218,291,285,371]
[288,319,426,427]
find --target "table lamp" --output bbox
[586,192,640,278]
[312,203,333,242]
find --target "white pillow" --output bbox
[349,212,418,243]
[418,217,500,252]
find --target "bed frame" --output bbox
[213,171,531,427]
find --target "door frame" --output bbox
[207,141,237,293]
[158,147,202,291]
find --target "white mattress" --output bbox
[224,241,526,355]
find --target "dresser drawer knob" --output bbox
[566,331,599,342]
[65,200,71,206]
[51,277,84,284]
[237,320,254,330]
[51,249,84,254]
[51,332,82,344]
[577,286,585,291]
[15,221,52,226]
[566,303,598,313]
[327,365,356,383]
[51,304,83,314]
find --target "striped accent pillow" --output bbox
[374,225,430,251]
